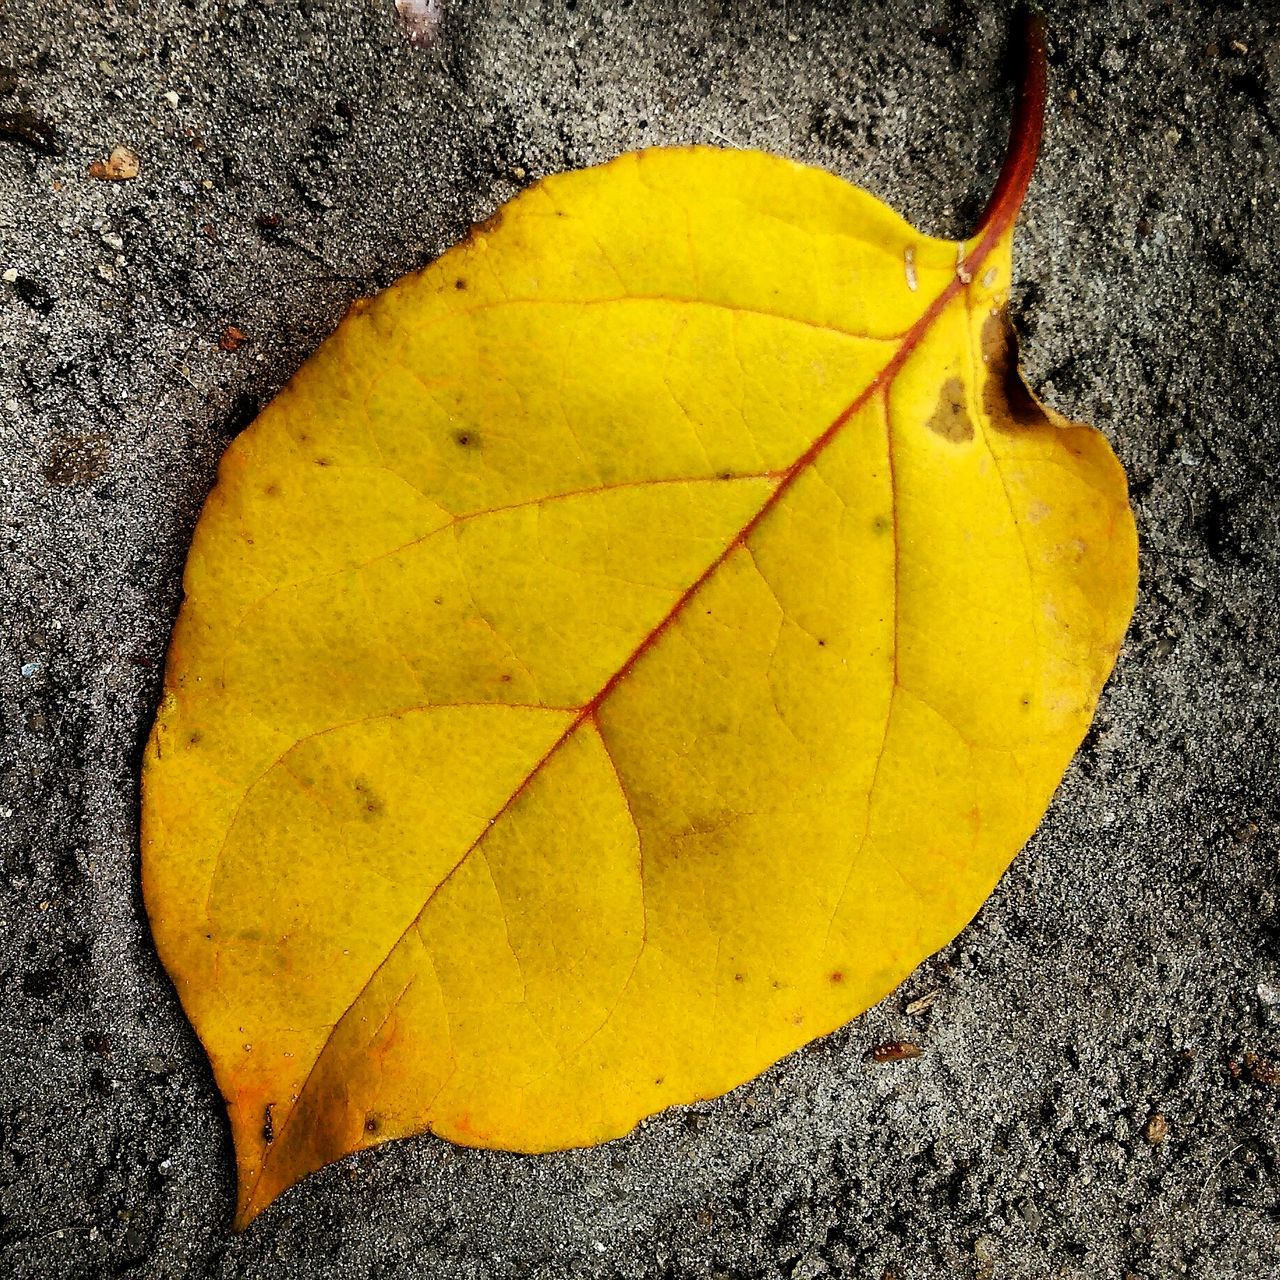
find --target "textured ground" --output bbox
[1,0,1278,1277]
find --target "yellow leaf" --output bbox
[142,21,1136,1228]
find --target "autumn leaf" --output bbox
[142,18,1136,1228]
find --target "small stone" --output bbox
[218,325,248,352]
[868,1040,922,1063]
[1,267,17,283]
[1144,1112,1169,1145]
[101,231,124,251]
[164,90,180,109]
[88,145,140,181]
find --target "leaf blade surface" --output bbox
[144,121,1136,1227]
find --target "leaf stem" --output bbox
[973,9,1047,244]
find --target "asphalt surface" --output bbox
[1,1,1277,1277]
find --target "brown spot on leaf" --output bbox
[829,970,844,984]
[981,310,1043,429]
[925,376,974,443]
[262,1103,275,1144]
[363,1114,379,1134]
[353,778,384,818]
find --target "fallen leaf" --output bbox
[142,18,1136,1228]
[88,144,139,180]
[218,325,249,352]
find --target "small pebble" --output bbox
[869,1040,922,1063]
[218,325,248,352]
[88,145,140,181]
